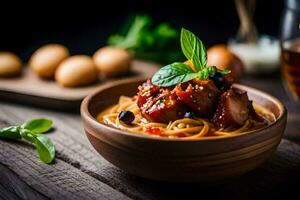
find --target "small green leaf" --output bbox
[20,129,36,143]
[197,66,217,80]
[0,118,55,165]
[219,69,231,75]
[150,28,231,85]
[0,126,21,140]
[21,119,52,134]
[180,28,207,71]
[152,62,198,87]
[33,134,55,164]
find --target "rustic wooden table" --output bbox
[1,74,300,200]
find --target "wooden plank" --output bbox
[0,184,21,200]
[0,139,130,200]
[217,139,300,199]
[285,113,300,143]
[0,163,48,200]
[0,103,154,199]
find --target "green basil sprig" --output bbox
[152,28,231,87]
[0,119,55,164]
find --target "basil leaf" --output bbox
[0,118,55,164]
[219,69,231,75]
[152,62,198,87]
[197,66,217,80]
[33,134,55,164]
[21,119,52,134]
[20,129,36,143]
[0,126,21,140]
[180,28,207,71]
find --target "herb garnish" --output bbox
[0,119,55,164]
[108,15,184,64]
[152,28,230,87]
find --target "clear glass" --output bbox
[281,0,300,102]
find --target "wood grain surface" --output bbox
[0,75,300,199]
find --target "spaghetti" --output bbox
[97,96,275,139]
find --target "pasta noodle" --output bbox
[97,96,275,139]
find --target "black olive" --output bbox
[184,112,195,119]
[118,111,135,125]
[210,72,225,90]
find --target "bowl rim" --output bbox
[80,78,287,142]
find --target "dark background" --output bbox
[0,0,283,61]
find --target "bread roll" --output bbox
[93,46,131,78]
[30,44,69,78]
[0,52,22,77]
[55,55,98,87]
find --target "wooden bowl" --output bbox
[80,78,287,182]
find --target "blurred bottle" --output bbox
[229,0,280,74]
[281,0,300,101]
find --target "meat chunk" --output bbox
[223,72,235,88]
[137,80,160,108]
[175,79,220,117]
[231,87,266,123]
[137,80,187,123]
[212,88,250,128]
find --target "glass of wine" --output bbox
[281,0,300,102]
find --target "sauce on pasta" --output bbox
[97,96,275,139]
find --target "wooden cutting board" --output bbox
[0,60,160,111]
